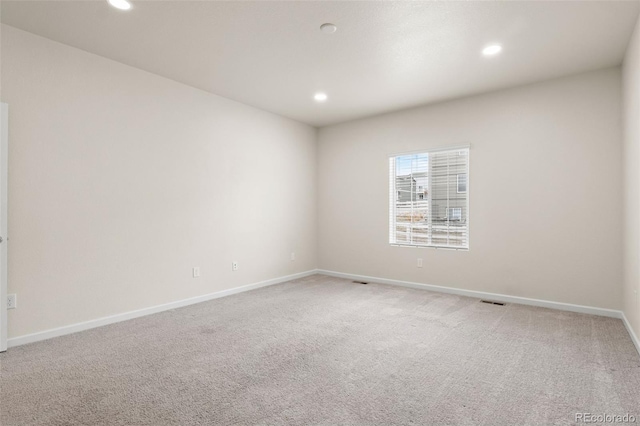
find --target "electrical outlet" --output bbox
[291,252,295,261]
[7,294,16,309]
[193,267,200,278]
[232,261,238,271]
[417,258,423,268]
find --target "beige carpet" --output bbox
[1,274,639,425]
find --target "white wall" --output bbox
[0,21,630,341]
[0,25,317,339]
[318,68,623,310]
[623,16,640,338]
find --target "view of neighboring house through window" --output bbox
[389,147,469,249]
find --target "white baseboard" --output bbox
[316,269,640,355]
[621,312,640,355]
[9,269,639,358]
[317,269,623,319]
[7,269,318,349]
[318,270,640,356]
[317,270,640,357]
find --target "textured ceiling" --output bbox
[2,0,639,127]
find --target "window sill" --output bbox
[390,244,469,251]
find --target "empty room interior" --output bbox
[1,0,640,424]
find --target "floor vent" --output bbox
[352,281,369,285]
[480,300,505,306]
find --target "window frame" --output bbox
[389,146,470,250]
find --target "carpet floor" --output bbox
[1,274,639,425]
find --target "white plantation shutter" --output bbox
[389,147,469,249]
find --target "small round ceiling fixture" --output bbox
[314,93,328,102]
[320,23,337,34]
[108,0,132,10]
[482,44,502,56]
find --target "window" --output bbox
[389,147,469,249]
[457,174,467,193]
[447,207,462,221]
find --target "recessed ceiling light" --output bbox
[314,93,328,102]
[320,23,337,34]
[482,44,502,56]
[108,0,131,10]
